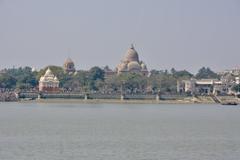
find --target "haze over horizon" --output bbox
[0,0,240,73]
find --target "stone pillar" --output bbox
[156,90,161,101]
[38,94,41,100]
[121,94,125,101]
[84,94,88,100]
[15,92,19,99]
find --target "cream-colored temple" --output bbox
[116,44,148,76]
[39,68,59,92]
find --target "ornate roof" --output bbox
[45,68,54,76]
[124,44,139,62]
[116,44,148,76]
[39,68,59,83]
[117,63,128,72]
[128,61,141,71]
[64,58,74,65]
[63,57,76,73]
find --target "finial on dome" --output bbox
[130,43,134,49]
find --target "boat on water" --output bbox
[221,101,239,105]
[236,93,240,98]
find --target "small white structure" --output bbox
[39,68,59,92]
[235,77,240,84]
[178,79,229,95]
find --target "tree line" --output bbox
[0,66,232,94]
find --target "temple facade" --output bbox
[116,44,148,76]
[39,68,59,92]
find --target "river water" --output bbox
[0,102,239,160]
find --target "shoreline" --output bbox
[18,98,217,105]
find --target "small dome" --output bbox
[64,58,74,65]
[54,76,58,81]
[118,63,128,72]
[124,44,139,62]
[128,61,141,71]
[141,63,147,70]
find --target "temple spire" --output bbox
[130,43,134,49]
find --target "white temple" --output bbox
[39,68,59,92]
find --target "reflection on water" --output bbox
[0,103,240,160]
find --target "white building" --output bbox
[39,68,59,92]
[178,79,229,95]
[235,77,240,84]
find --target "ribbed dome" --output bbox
[124,44,139,62]
[64,58,74,65]
[128,61,141,71]
[116,44,148,76]
[118,63,128,72]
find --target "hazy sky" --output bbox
[0,0,240,73]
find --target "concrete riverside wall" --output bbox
[18,92,190,100]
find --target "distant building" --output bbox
[103,66,116,79]
[177,79,230,95]
[31,67,37,72]
[39,68,59,92]
[116,44,148,76]
[0,69,6,75]
[236,77,240,84]
[63,58,76,74]
[218,68,240,76]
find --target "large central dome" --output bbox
[116,44,148,76]
[124,44,139,62]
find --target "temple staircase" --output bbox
[210,94,221,104]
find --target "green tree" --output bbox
[73,70,89,91]
[148,70,177,93]
[117,73,148,93]
[88,66,105,81]
[0,74,17,89]
[173,70,193,79]
[88,67,105,91]
[232,84,240,93]
[195,67,219,79]
[170,68,176,74]
[5,67,37,89]
[104,75,122,93]
[160,74,177,93]
[148,70,162,93]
